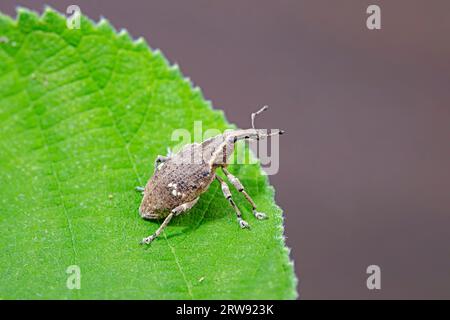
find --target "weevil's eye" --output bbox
[233,136,237,143]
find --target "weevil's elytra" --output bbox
[138,106,284,245]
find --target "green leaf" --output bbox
[0,8,296,299]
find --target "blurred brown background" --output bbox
[2,0,449,299]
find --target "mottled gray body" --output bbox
[138,106,284,244]
[139,141,219,219]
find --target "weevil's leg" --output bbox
[216,175,250,229]
[140,197,199,244]
[135,186,145,196]
[154,155,170,171]
[166,147,173,157]
[155,155,169,166]
[140,212,174,245]
[222,167,267,220]
[173,197,199,216]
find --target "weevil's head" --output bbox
[201,105,285,168]
[205,128,284,168]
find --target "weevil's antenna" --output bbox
[251,105,268,129]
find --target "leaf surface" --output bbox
[0,8,296,299]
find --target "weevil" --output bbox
[136,106,284,244]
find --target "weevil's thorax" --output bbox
[200,133,235,167]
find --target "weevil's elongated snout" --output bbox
[227,128,284,143]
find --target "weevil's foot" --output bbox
[135,186,145,192]
[239,219,250,229]
[253,211,268,220]
[140,235,155,245]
